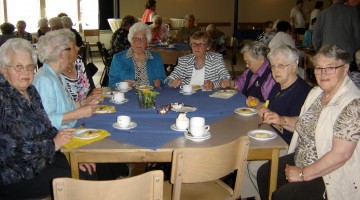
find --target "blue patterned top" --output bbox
[0,74,57,185]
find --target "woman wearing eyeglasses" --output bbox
[0,38,94,199]
[257,45,360,200]
[33,29,99,130]
[221,41,275,102]
[166,31,231,90]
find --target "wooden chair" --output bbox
[53,170,164,200]
[164,136,250,200]
[83,29,100,62]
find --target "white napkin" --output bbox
[209,91,236,99]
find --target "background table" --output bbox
[64,87,288,199]
[149,42,191,65]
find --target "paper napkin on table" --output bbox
[209,90,237,99]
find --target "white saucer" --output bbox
[171,106,197,113]
[184,131,211,141]
[115,87,132,92]
[170,124,187,132]
[112,122,137,130]
[247,129,277,141]
[109,98,128,104]
[179,90,196,95]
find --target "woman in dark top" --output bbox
[247,44,311,144]
[0,38,95,199]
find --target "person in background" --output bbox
[256,20,277,46]
[166,31,231,90]
[309,1,323,30]
[176,14,200,43]
[302,18,316,48]
[257,45,360,200]
[0,38,95,199]
[149,15,170,43]
[14,20,32,43]
[48,17,63,31]
[205,24,226,55]
[61,16,83,47]
[57,12,68,18]
[33,29,99,130]
[141,0,157,24]
[312,0,360,62]
[221,41,275,102]
[290,0,306,35]
[0,22,16,47]
[268,21,295,49]
[110,15,137,57]
[36,17,50,40]
[109,22,166,87]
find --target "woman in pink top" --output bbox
[141,0,157,24]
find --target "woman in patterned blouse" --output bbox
[0,38,95,199]
[257,45,360,200]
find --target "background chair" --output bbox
[83,29,100,62]
[108,18,122,33]
[164,136,250,200]
[53,170,164,200]
[97,41,112,87]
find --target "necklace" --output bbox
[65,67,72,73]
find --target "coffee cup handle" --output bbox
[204,125,210,131]
[180,85,184,89]
[116,83,120,86]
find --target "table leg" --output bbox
[268,149,280,200]
[69,153,80,179]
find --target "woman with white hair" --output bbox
[61,16,83,47]
[37,17,50,40]
[149,15,170,42]
[109,22,166,87]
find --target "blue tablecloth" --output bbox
[76,86,246,150]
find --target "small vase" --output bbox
[137,93,156,109]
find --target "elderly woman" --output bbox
[37,17,50,40]
[110,15,137,57]
[149,15,170,42]
[221,41,275,102]
[14,20,32,43]
[109,22,166,88]
[176,14,201,43]
[257,45,360,200]
[205,24,226,54]
[61,16,83,47]
[141,0,157,23]
[166,31,231,90]
[0,22,16,47]
[48,17,63,31]
[0,38,95,199]
[33,29,99,130]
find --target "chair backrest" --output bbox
[170,136,250,200]
[96,41,111,66]
[108,18,122,33]
[83,29,100,44]
[53,170,164,200]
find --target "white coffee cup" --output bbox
[116,82,129,91]
[180,85,192,93]
[117,115,131,128]
[189,117,210,137]
[176,118,189,130]
[112,92,125,102]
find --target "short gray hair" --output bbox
[60,16,73,29]
[48,17,63,30]
[36,29,75,63]
[151,15,162,23]
[314,45,350,64]
[0,38,37,67]
[241,41,270,60]
[267,45,299,64]
[127,22,152,43]
[38,17,49,28]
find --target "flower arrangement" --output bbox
[137,89,159,109]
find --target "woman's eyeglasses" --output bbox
[270,64,291,70]
[6,64,36,72]
[191,43,206,48]
[314,64,344,75]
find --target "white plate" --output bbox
[184,131,211,141]
[109,98,128,104]
[247,129,277,141]
[136,85,154,90]
[170,124,187,132]
[73,129,101,139]
[171,106,197,113]
[112,122,137,130]
[95,105,115,114]
[115,87,132,92]
[234,107,258,116]
[218,89,237,95]
[179,90,196,95]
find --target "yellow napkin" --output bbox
[64,129,111,149]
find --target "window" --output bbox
[5,0,40,33]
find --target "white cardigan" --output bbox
[289,76,360,200]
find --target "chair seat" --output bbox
[164,180,234,200]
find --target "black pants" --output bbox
[0,152,71,199]
[257,153,326,200]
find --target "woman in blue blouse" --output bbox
[0,38,95,199]
[109,22,166,87]
[33,29,100,130]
